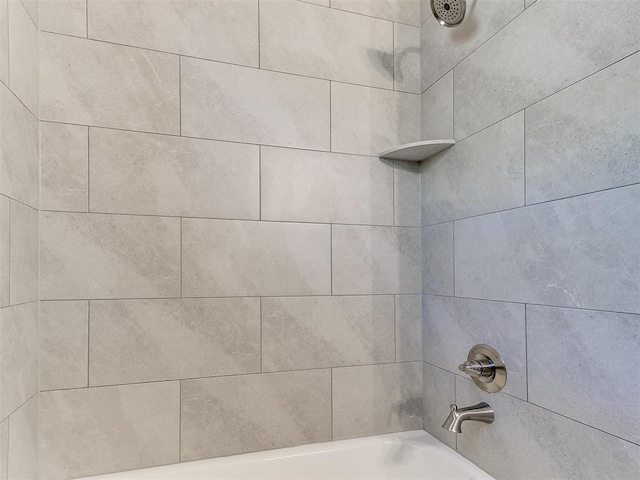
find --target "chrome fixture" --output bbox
[459,344,507,393]
[442,402,494,433]
[431,0,466,27]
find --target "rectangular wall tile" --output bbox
[394,23,420,94]
[422,295,527,399]
[18,0,36,26]
[40,122,88,212]
[40,301,88,391]
[39,382,180,480]
[454,0,640,139]
[0,0,7,85]
[456,377,640,480]
[332,362,422,440]
[421,112,524,225]
[421,223,453,296]
[40,33,179,134]
[41,212,180,300]
[262,295,395,371]
[527,305,640,445]
[526,52,640,204]
[88,0,258,66]
[332,225,421,295]
[455,184,640,314]
[261,0,393,89]
[395,294,421,362]
[393,161,421,227]
[0,302,38,420]
[181,370,331,461]
[39,0,86,37]
[7,395,37,480]
[261,147,393,225]
[8,0,38,114]
[90,128,260,219]
[182,219,331,297]
[9,201,37,305]
[421,70,453,140]
[331,82,420,156]
[181,58,329,150]
[0,417,6,480]
[0,196,7,307]
[89,298,260,385]
[422,362,455,449]
[331,0,420,26]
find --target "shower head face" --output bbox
[431,0,466,27]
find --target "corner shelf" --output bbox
[379,139,455,162]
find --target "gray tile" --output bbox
[40,122,88,212]
[395,294,421,362]
[9,201,38,305]
[262,295,395,371]
[8,0,38,114]
[454,0,640,139]
[40,301,88,391]
[39,0,86,37]
[422,362,456,449]
[40,33,180,134]
[456,377,640,480]
[0,418,6,480]
[261,147,393,226]
[0,302,38,421]
[331,82,420,156]
[89,128,259,219]
[332,362,422,439]
[7,395,37,480]
[0,0,7,85]
[88,0,258,66]
[421,112,524,226]
[422,295,527,399]
[394,23,420,94]
[261,0,393,89]
[89,298,260,385]
[421,223,453,296]
[331,0,420,26]
[0,196,8,307]
[526,52,640,204]
[182,219,331,297]
[181,57,329,150]
[393,161,421,227]
[527,305,640,445]
[41,212,180,300]
[332,225,421,295]
[421,70,453,140]
[39,382,180,480]
[181,370,331,461]
[455,184,640,314]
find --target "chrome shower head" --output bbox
[431,0,466,27]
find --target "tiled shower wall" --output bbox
[0,0,40,478]
[419,0,640,478]
[37,0,423,478]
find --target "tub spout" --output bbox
[441,402,494,433]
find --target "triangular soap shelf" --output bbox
[379,139,455,162]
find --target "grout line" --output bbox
[87,300,91,387]
[453,374,457,451]
[393,295,397,362]
[328,82,332,151]
[1,73,38,122]
[179,218,182,297]
[178,380,182,461]
[7,201,10,304]
[17,0,37,30]
[392,161,395,225]
[523,108,527,205]
[329,224,333,295]
[259,297,263,372]
[330,368,333,440]
[87,128,90,211]
[392,22,395,90]
[258,146,262,220]
[257,0,261,68]
[85,0,88,37]
[524,304,529,401]
[452,221,455,296]
[6,0,10,87]
[179,56,182,136]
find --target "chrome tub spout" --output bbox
[442,402,494,433]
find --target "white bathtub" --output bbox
[83,431,495,480]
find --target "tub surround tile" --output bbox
[527,305,640,445]
[0,0,7,85]
[261,147,393,226]
[421,71,453,140]
[455,184,640,314]
[41,212,180,300]
[17,0,36,26]
[89,298,260,385]
[393,161,421,227]
[331,0,420,26]
[181,58,330,150]
[331,82,420,157]
[89,129,260,219]
[394,23,420,94]
[7,395,37,480]
[182,219,330,297]
[421,223,453,296]
[8,0,38,114]
[9,201,38,305]
[180,370,331,461]
[422,362,456,449]
[332,225,421,295]
[88,0,258,67]
[525,52,640,204]
[39,382,180,480]
[332,362,422,440]
[395,295,421,362]
[261,0,393,89]
[40,33,180,134]
[0,418,6,480]
[39,0,86,37]
[262,296,395,372]
[0,197,7,307]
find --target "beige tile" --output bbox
[421,70,453,140]
[41,212,180,300]
[421,223,453,296]
[331,82,420,156]
[332,225,421,295]
[88,0,258,66]
[9,201,38,305]
[0,0,8,85]
[89,298,260,385]
[7,395,37,480]
[181,57,329,150]
[261,147,393,225]
[262,295,395,372]
[40,122,88,212]
[181,370,331,461]
[182,219,331,297]
[332,362,422,439]
[331,0,420,26]
[260,0,393,89]
[0,302,38,420]
[395,294,421,362]
[394,23,420,94]
[18,0,36,25]
[40,33,179,134]
[39,382,180,480]
[0,418,6,480]
[40,301,88,391]
[393,161,421,227]
[8,0,38,114]
[39,0,86,37]
[0,196,8,307]
[89,128,259,219]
